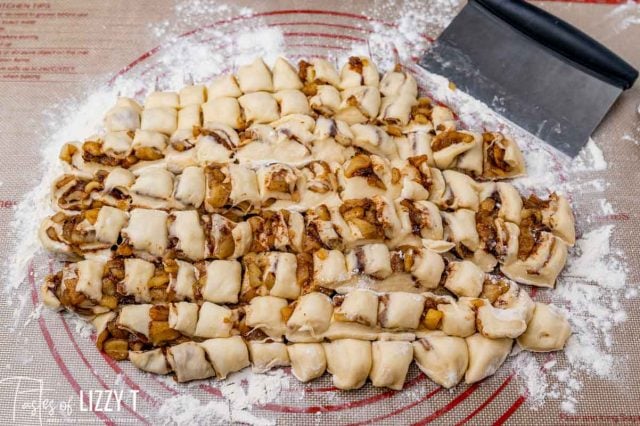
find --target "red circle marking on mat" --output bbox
[28,263,115,426]
[413,383,481,425]
[455,375,515,425]
[493,395,527,425]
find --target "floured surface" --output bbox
[1,1,639,424]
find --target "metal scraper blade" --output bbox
[419,1,622,157]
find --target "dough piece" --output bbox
[346,243,392,279]
[542,193,576,246]
[169,260,197,301]
[397,129,434,161]
[202,260,242,304]
[410,247,446,289]
[439,297,478,338]
[442,209,480,251]
[496,182,523,225]
[274,89,311,116]
[129,348,170,375]
[370,340,413,390]
[75,259,104,302]
[123,258,154,302]
[395,199,443,242]
[287,343,326,382]
[168,301,198,336]
[145,91,179,109]
[287,292,333,336]
[169,210,205,260]
[272,57,303,91]
[132,130,167,155]
[482,132,526,179]
[320,322,378,341]
[208,74,242,98]
[105,97,141,132]
[228,163,261,209]
[443,170,480,211]
[323,339,372,390]
[95,206,128,245]
[501,233,567,288]
[334,289,379,326]
[430,105,457,133]
[413,331,468,388]
[141,107,178,135]
[431,130,479,169]
[517,302,571,352]
[209,214,252,259]
[336,196,402,244]
[465,333,513,384]
[177,104,201,130]
[340,153,400,200]
[350,123,397,158]
[103,131,133,157]
[378,292,425,330]
[245,296,288,338]
[270,252,301,300]
[237,58,273,93]
[247,342,290,373]
[117,304,152,338]
[200,336,250,379]
[309,85,342,115]
[202,97,244,129]
[456,132,484,176]
[313,249,348,288]
[194,302,234,338]
[173,166,205,208]
[378,95,416,126]
[476,291,532,339]
[122,208,168,257]
[257,164,299,204]
[299,58,341,87]
[336,86,381,124]
[239,92,280,124]
[167,341,215,382]
[444,260,485,298]
[340,56,379,88]
[380,68,418,98]
[179,84,206,107]
[130,167,174,205]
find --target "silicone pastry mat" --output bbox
[1,1,639,425]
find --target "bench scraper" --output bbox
[419,0,638,157]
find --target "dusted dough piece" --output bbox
[430,105,457,132]
[340,56,379,88]
[208,74,242,99]
[442,209,480,251]
[465,333,513,384]
[309,85,342,115]
[334,289,379,326]
[179,84,206,107]
[501,233,567,288]
[202,97,244,129]
[177,104,201,130]
[443,170,480,211]
[370,340,413,390]
[95,206,128,245]
[482,132,526,179]
[517,302,571,352]
[118,304,152,338]
[228,163,261,208]
[239,92,280,124]
[395,199,443,243]
[274,89,311,116]
[350,123,397,158]
[194,302,234,338]
[287,343,326,382]
[336,86,381,124]
[237,58,273,93]
[378,95,416,126]
[145,91,179,109]
[105,97,141,132]
[340,153,400,200]
[132,130,167,155]
[542,193,576,246]
[169,210,205,260]
[123,258,154,302]
[272,57,303,91]
[313,249,348,288]
[141,107,178,135]
[122,208,168,257]
[378,292,425,330]
[245,296,288,338]
[131,167,174,203]
[167,341,215,382]
[174,166,205,208]
[129,348,170,375]
[103,131,133,157]
[269,252,301,300]
[200,336,250,379]
[439,297,478,338]
[380,68,418,98]
[476,296,530,339]
[257,163,299,204]
[444,260,485,298]
[168,301,198,336]
[346,243,392,279]
[413,331,468,388]
[299,58,341,87]
[170,260,197,301]
[431,130,478,169]
[202,260,242,304]
[410,247,446,290]
[75,259,104,302]
[323,339,372,390]
[287,292,333,336]
[247,342,290,373]
[496,182,522,224]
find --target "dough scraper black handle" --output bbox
[475,0,638,89]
